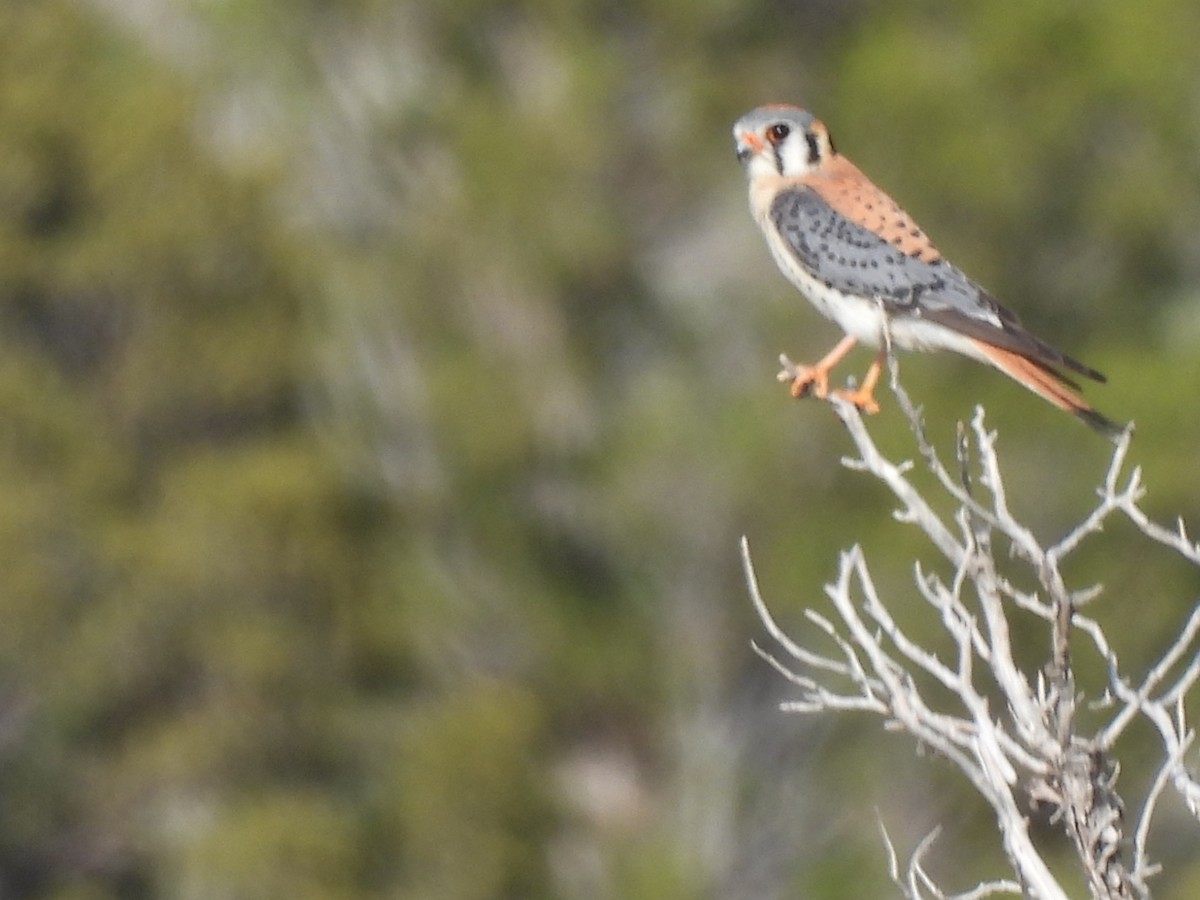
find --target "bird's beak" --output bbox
[734,130,763,164]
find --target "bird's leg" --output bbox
[833,351,884,415]
[777,335,858,400]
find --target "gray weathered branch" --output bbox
[750,366,1200,898]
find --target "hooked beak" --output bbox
[734,130,763,164]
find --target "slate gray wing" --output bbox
[768,187,1105,382]
[769,186,994,317]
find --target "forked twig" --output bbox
[750,361,1199,898]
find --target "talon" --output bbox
[787,367,829,399]
[833,353,885,415]
[776,339,886,410]
[834,386,881,415]
[776,356,820,398]
[776,336,858,403]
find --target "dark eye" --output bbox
[767,123,791,143]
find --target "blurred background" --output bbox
[4,0,1200,897]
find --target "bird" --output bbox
[732,103,1122,439]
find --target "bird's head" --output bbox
[733,105,835,179]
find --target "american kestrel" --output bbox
[733,104,1121,438]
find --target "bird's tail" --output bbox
[972,342,1125,441]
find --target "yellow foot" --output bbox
[833,386,881,415]
[776,355,830,400]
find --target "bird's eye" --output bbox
[766,123,791,144]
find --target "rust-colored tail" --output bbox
[972,341,1124,440]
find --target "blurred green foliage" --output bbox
[0,0,1198,897]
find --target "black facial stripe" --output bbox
[772,142,785,174]
[804,131,821,165]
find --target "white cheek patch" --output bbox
[777,136,818,176]
[747,153,779,182]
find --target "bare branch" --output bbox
[747,367,1200,898]
[741,536,854,680]
[879,817,1024,899]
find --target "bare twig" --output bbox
[750,361,1200,898]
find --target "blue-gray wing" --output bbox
[769,186,996,319]
[768,187,1104,382]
